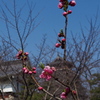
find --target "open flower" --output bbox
[39,66,56,81]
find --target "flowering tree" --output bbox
[0,0,77,99]
[16,0,79,100]
[0,0,80,100]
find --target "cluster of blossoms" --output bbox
[55,29,66,49]
[16,50,29,60]
[60,88,76,99]
[58,0,76,16]
[55,0,76,49]
[60,88,70,99]
[39,66,56,81]
[22,67,36,74]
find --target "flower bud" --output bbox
[24,69,29,73]
[62,38,66,42]
[22,67,27,71]
[18,50,23,55]
[28,71,33,74]
[38,87,43,90]
[68,10,72,14]
[33,71,36,74]
[55,43,61,47]
[58,2,63,9]
[60,92,67,99]
[65,88,70,94]
[63,12,68,16]
[69,0,76,6]
[32,67,36,70]
[72,90,77,95]
[24,52,29,56]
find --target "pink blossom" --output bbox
[33,71,36,74]
[16,50,29,60]
[24,69,29,73]
[68,10,72,14]
[22,67,29,73]
[58,33,64,37]
[60,92,67,99]
[32,67,36,70]
[38,87,43,90]
[55,43,61,47]
[16,54,19,57]
[63,10,72,16]
[69,0,76,6]
[62,38,66,42]
[18,50,23,55]
[63,12,68,16]
[22,67,27,71]
[60,88,70,99]
[58,33,62,37]
[16,54,20,59]
[65,88,70,94]
[24,52,29,56]
[72,90,77,95]
[58,2,63,9]
[39,66,56,81]
[51,67,56,71]
[28,71,33,74]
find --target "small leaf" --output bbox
[60,29,63,34]
[39,63,45,69]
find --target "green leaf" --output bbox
[60,29,63,34]
[39,63,45,69]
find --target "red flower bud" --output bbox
[24,52,29,56]
[58,2,64,9]
[55,43,61,47]
[24,69,29,74]
[72,90,77,95]
[58,33,64,37]
[28,71,33,74]
[38,87,43,90]
[33,71,36,74]
[62,38,66,42]
[58,33,62,37]
[18,50,23,55]
[68,10,72,14]
[69,0,76,6]
[63,12,68,16]
[32,67,36,70]
[65,88,70,94]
